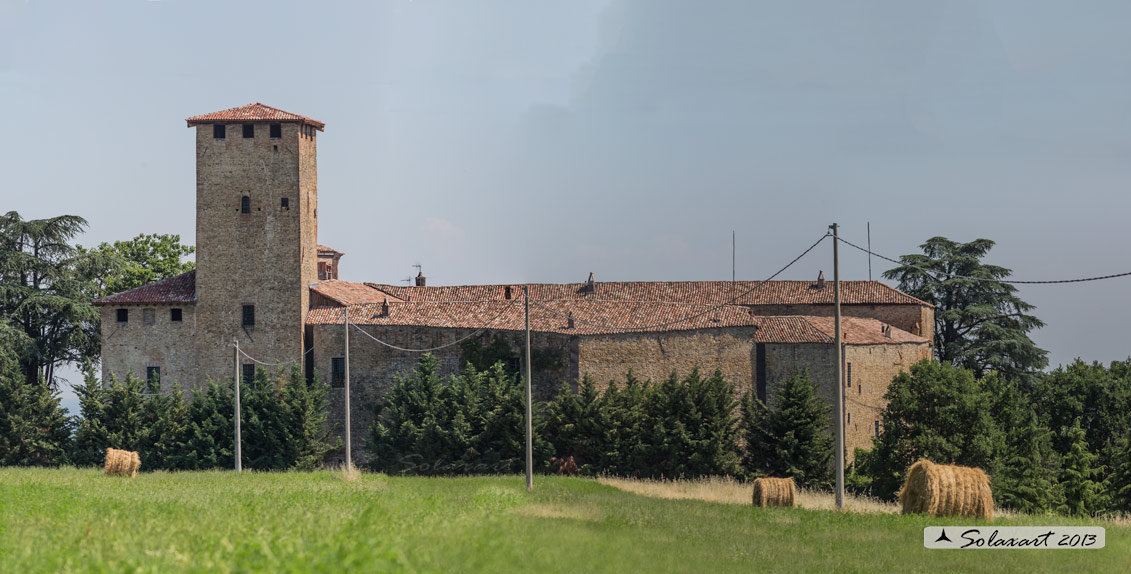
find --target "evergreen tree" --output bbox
[864,359,1000,500]
[70,372,148,466]
[1060,421,1106,517]
[281,366,340,471]
[540,375,609,473]
[0,339,71,466]
[139,383,192,470]
[740,370,834,489]
[637,368,739,478]
[179,380,234,470]
[995,407,1063,514]
[1105,435,1131,514]
[600,372,649,475]
[1033,360,1131,471]
[241,367,292,470]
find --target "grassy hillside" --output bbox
[0,468,1126,573]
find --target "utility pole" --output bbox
[831,223,844,510]
[233,338,242,473]
[523,286,534,491]
[344,306,352,471]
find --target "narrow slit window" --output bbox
[242,305,255,327]
[846,362,852,388]
[874,420,880,437]
[213,124,226,139]
[331,357,345,387]
[242,124,254,138]
[241,196,250,214]
[270,124,282,138]
[117,309,129,323]
[170,308,183,322]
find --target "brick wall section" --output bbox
[99,304,198,390]
[749,303,934,343]
[576,329,758,397]
[310,325,570,464]
[192,122,315,388]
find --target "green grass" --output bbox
[0,468,1127,573]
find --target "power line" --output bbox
[234,344,313,367]
[347,301,516,353]
[529,232,832,332]
[837,236,1131,285]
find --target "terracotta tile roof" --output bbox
[186,103,325,130]
[364,280,931,307]
[317,245,344,258]
[311,280,402,307]
[803,316,929,345]
[306,299,928,344]
[92,271,196,306]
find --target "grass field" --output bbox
[1,468,1127,573]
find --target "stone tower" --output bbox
[185,103,324,385]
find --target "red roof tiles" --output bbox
[317,245,344,257]
[186,103,325,130]
[365,280,931,307]
[311,280,402,307]
[92,271,196,306]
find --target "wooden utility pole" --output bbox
[832,223,844,510]
[344,306,352,471]
[524,286,534,491]
[233,338,242,473]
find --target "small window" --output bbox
[242,124,254,138]
[241,196,250,214]
[331,357,345,387]
[281,197,289,210]
[143,308,155,325]
[874,420,880,437]
[170,308,183,322]
[847,412,851,425]
[145,366,161,393]
[117,308,129,323]
[213,124,226,139]
[242,363,256,385]
[242,305,255,327]
[270,124,282,138]
[846,362,852,388]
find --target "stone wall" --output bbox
[99,304,198,391]
[576,328,759,396]
[192,121,316,389]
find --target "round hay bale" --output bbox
[104,447,142,478]
[899,459,993,520]
[751,477,796,507]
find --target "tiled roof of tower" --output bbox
[92,271,196,306]
[364,280,931,307]
[317,245,344,257]
[186,103,325,130]
[311,280,402,306]
[306,300,929,344]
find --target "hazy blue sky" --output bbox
[4,1,1131,410]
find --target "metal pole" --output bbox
[234,338,242,473]
[832,223,844,510]
[867,221,872,281]
[524,286,534,491]
[344,306,352,471]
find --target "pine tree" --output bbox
[1105,435,1131,514]
[370,353,463,474]
[281,366,340,471]
[540,375,608,473]
[139,383,192,470]
[1060,421,1106,517]
[0,343,71,466]
[242,367,291,470]
[740,369,833,489]
[995,407,1063,514]
[180,380,234,470]
[70,373,148,466]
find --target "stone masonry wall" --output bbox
[193,122,315,389]
[100,304,198,391]
[749,303,934,342]
[576,328,759,397]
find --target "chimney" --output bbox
[567,312,575,329]
[585,272,595,293]
[817,270,826,288]
[415,271,426,287]
[381,298,389,316]
[505,285,512,300]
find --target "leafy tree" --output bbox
[0,211,117,387]
[883,236,1047,380]
[863,359,1000,500]
[0,333,71,466]
[1033,360,1131,470]
[79,233,195,297]
[740,370,834,489]
[1059,421,1106,517]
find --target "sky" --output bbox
[4,0,1131,411]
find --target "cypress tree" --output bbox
[995,407,1063,514]
[0,346,71,466]
[139,383,192,470]
[180,380,234,470]
[71,373,148,466]
[281,366,340,471]
[1105,435,1131,514]
[1060,421,1106,517]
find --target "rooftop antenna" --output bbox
[731,230,736,301]
[867,222,872,281]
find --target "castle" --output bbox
[94,103,934,462]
